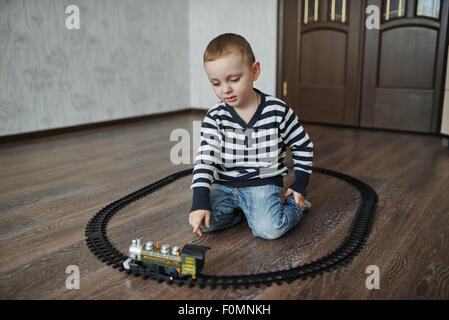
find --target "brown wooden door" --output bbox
[361,0,448,133]
[277,0,448,133]
[277,0,365,126]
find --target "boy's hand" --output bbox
[283,188,305,211]
[189,209,210,237]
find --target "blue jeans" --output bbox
[202,184,303,240]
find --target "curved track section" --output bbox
[85,167,378,289]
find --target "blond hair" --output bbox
[203,33,255,66]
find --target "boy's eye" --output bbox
[231,78,240,82]
[212,82,220,87]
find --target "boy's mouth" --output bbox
[225,96,237,102]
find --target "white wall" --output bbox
[0,0,279,136]
[189,0,278,109]
[0,0,190,136]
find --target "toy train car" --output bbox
[123,237,209,279]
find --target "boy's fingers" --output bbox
[292,194,304,210]
[205,212,210,228]
[299,199,304,211]
[293,194,299,205]
[293,193,304,209]
[190,211,209,236]
[192,218,203,235]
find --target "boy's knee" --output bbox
[251,208,302,240]
[251,221,285,240]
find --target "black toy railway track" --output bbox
[85,167,378,289]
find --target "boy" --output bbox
[189,33,313,240]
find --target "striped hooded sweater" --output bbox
[190,88,314,212]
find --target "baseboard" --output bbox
[442,136,449,148]
[0,108,202,145]
[302,120,443,138]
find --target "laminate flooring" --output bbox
[1,111,448,299]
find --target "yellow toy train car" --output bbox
[123,237,209,279]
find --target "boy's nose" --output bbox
[223,85,232,94]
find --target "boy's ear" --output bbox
[252,61,261,81]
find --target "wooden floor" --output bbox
[1,111,448,300]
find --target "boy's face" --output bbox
[204,53,260,109]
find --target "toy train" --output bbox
[123,237,209,279]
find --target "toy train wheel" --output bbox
[168,269,179,279]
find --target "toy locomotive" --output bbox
[123,237,209,279]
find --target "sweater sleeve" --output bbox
[190,113,222,212]
[279,106,314,196]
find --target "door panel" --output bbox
[373,88,434,131]
[300,30,346,86]
[378,27,437,89]
[298,86,346,123]
[298,28,348,122]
